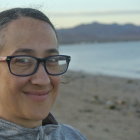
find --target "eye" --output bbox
[12,57,34,66]
[47,58,58,64]
[15,58,30,63]
[46,56,67,67]
[49,58,58,62]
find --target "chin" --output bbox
[23,108,50,123]
[33,111,49,120]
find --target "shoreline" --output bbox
[59,40,140,46]
[52,71,140,140]
[66,69,140,80]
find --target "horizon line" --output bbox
[48,10,140,17]
[56,21,140,29]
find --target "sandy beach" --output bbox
[52,70,140,140]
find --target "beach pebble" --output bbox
[116,99,126,105]
[106,100,116,110]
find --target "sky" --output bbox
[0,0,140,29]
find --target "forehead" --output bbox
[1,17,58,55]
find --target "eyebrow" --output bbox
[13,48,33,54]
[44,49,59,54]
[12,48,59,55]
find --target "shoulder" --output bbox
[57,124,87,140]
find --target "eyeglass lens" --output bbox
[9,56,69,76]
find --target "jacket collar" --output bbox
[42,113,58,125]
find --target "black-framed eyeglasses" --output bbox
[0,55,71,76]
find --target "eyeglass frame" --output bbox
[0,55,71,77]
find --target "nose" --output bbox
[30,63,51,86]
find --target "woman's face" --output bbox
[0,17,60,128]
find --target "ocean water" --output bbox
[59,41,140,79]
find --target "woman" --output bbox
[0,8,87,139]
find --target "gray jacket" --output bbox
[0,113,87,140]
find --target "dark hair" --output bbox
[0,7,57,36]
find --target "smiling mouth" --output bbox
[24,91,50,101]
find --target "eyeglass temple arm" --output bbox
[0,57,7,62]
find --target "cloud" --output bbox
[49,10,140,17]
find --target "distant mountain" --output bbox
[57,22,140,44]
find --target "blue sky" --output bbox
[0,0,140,28]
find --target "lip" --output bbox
[23,91,50,102]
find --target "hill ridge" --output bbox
[57,22,140,44]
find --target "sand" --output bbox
[52,71,140,140]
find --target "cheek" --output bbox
[52,76,61,88]
[0,64,28,92]
[50,76,61,95]
[0,71,28,111]
[5,76,29,93]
